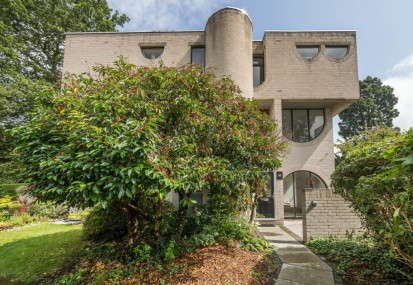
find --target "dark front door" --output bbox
[257,172,275,218]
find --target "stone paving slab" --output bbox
[288,262,332,272]
[278,264,334,285]
[275,248,323,263]
[259,225,334,285]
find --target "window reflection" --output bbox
[296,46,319,59]
[282,109,325,142]
[326,46,348,59]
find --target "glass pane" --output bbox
[282,110,293,140]
[309,109,324,140]
[191,47,205,68]
[326,46,348,59]
[253,66,262,86]
[283,173,294,217]
[141,47,164,59]
[294,171,310,212]
[309,173,327,188]
[292,110,309,142]
[253,57,264,87]
[296,46,319,58]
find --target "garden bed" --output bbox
[59,241,277,284]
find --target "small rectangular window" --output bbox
[191,47,205,69]
[253,57,264,87]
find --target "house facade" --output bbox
[62,7,359,224]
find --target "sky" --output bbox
[107,0,413,139]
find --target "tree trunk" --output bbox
[126,208,140,247]
[250,193,258,223]
[153,199,164,240]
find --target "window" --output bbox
[326,46,348,59]
[253,57,264,86]
[296,46,319,59]
[141,47,164,59]
[283,171,327,218]
[191,47,205,68]
[282,109,325,142]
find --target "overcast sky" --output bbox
[108,0,413,138]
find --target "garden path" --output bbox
[259,225,335,285]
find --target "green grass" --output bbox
[0,183,26,198]
[0,223,87,283]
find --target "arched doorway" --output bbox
[283,171,326,218]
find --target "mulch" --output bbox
[115,241,277,285]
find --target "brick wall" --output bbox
[301,188,364,242]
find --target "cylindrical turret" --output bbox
[205,7,253,98]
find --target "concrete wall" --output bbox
[63,31,205,75]
[301,188,364,242]
[254,31,359,116]
[205,8,253,98]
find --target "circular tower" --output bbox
[205,7,253,98]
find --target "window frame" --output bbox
[191,46,205,69]
[283,108,325,143]
[253,56,265,87]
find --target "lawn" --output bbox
[0,223,87,283]
[0,184,26,198]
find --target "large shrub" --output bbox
[83,203,128,242]
[332,129,413,272]
[12,58,286,246]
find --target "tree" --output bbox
[12,58,286,246]
[335,126,400,166]
[0,0,129,182]
[332,129,412,274]
[1,0,130,83]
[338,76,399,140]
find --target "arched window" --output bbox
[283,171,326,218]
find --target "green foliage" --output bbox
[29,201,68,219]
[188,210,256,246]
[0,0,129,185]
[12,57,285,244]
[335,126,400,166]
[83,203,128,242]
[338,76,399,140]
[307,237,412,284]
[237,237,273,252]
[1,0,129,82]
[0,195,13,221]
[332,129,413,272]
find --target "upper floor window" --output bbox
[141,47,164,59]
[282,109,324,142]
[191,47,205,68]
[296,46,319,59]
[253,57,264,87]
[326,46,348,59]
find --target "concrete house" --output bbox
[62,7,360,226]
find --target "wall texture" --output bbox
[301,188,364,242]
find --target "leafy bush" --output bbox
[188,210,256,246]
[332,129,412,272]
[237,237,273,252]
[307,237,412,284]
[0,195,13,220]
[29,201,67,219]
[83,203,128,242]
